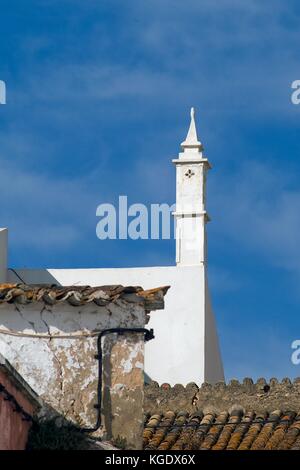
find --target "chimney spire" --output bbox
[181,107,202,152]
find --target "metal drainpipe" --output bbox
[80,327,154,433]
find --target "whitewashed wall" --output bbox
[8,265,224,385]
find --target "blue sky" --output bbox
[1,0,300,381]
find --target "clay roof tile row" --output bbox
[143,410,300,450]
[0,284,169,309]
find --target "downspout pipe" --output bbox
[81,327,154,433]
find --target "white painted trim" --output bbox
[172,158,211,168]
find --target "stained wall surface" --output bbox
[0,301,147,448]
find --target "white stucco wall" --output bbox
[7,265,224,385]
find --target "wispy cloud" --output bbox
[210,161,300,277]
[1,1,300,271]
[0,157,96,251]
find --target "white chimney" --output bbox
[172,107,211,266]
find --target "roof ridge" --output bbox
[0,284,169,309]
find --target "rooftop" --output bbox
[144,409,300,450]
[0,284,169,309]
[144,379,300,450]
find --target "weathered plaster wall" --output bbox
[144,378,300,416]
[103,333,144,448]
[0,301,146,448]
[8,265,224,386]
[0,368,35,450]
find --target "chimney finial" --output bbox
[181,106,202,152]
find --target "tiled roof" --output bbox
[0,284,169,309]
[143,409,300,450]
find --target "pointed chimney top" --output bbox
[181,107,203,152]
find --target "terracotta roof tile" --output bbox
[278,413,300,450]
[143,409,300,450]
[264,411,296,450]
[237,412,266,450]
[226,411,255,450]
[0,283,169,309]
